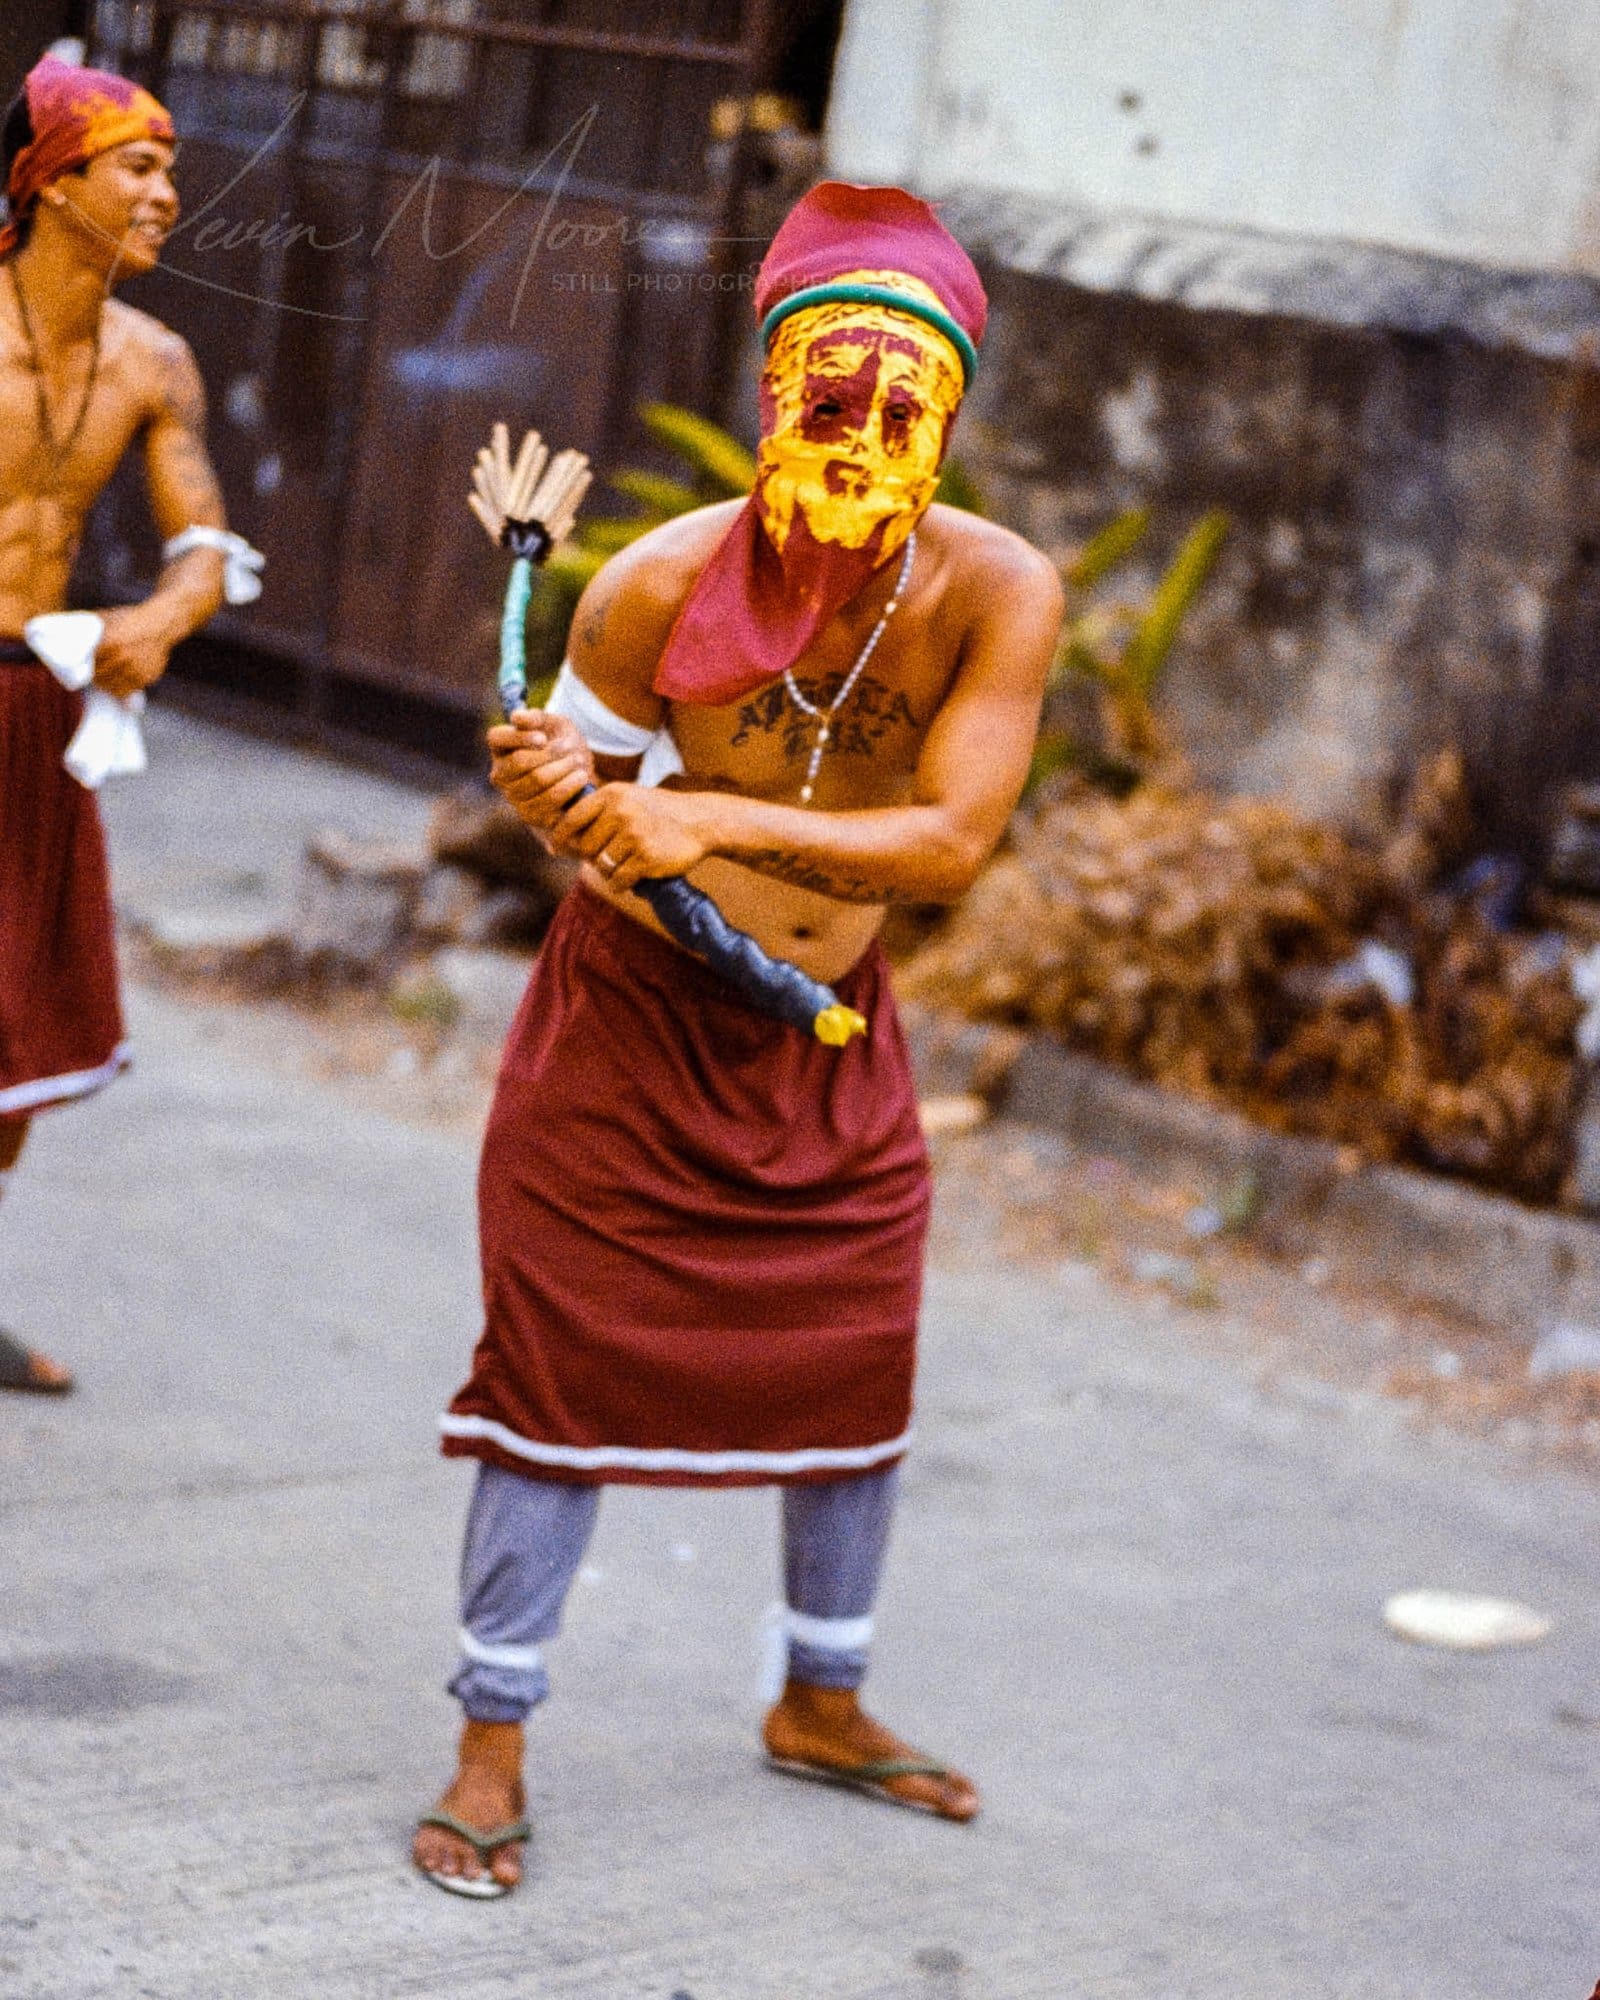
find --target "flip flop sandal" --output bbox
[414,1811,532,1900]
[765,1753,973,1821]
[0,1330,72,1395]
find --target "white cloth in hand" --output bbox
[22,611,147,789]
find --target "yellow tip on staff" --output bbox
[814,1004,869,1047]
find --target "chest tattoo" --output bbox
[729,671,919,761]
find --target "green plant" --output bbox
[1032,506,1229,792]
[932,456,988,514]
[386,972,462,1030]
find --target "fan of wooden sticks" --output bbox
[468,421,592,549]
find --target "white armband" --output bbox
[162,526,266,605]
[546,662,684,787]
[546,661,657,754]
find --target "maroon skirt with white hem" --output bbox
[441,882,931,1487]
[0,645,127,1122]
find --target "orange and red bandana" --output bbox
[0,53,174,259]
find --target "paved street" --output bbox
[1,712,1597,1998]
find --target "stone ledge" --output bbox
[1003,1036,1599,1335]
[937,185,1600,364]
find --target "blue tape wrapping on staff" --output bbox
[499,556,535,717]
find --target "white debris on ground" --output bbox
[1382,1590,1552,1650]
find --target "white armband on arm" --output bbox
[545,661,684,787]
[161,526,266,605]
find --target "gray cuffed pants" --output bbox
[448,1461,900,1723]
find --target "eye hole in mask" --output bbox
[756,271,965,560]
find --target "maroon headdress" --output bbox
[651,182,987,709]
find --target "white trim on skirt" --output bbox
[0,1042,130,1117]
[439,1411,913,1478]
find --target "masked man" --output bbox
[414,183,1063,1897]
[1,53,232,1391]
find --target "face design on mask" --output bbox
[756,269,965,562]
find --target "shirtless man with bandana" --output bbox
[414,183,1062,1898]
[0,53,228,1392]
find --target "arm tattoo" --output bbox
[153,339,225,524]
[746,848,921,905]
[578,570,615,652]
[161,339,207,431]
[163,429,224,519]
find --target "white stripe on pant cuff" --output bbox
[458,1627,545,1673]
[783,1608,874,1651]
[759,1604,874,1701]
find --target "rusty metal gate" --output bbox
[81,0,796,756]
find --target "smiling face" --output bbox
[47,135,179,277]
[756,269,965,562]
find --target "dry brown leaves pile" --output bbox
[897,757,1582,1202]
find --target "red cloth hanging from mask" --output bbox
[650,182,987,710]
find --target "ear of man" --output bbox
[0,87,89,255]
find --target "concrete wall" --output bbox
[825,4,1600,850]
[939,192,1600,853]
[830,0,1600,277]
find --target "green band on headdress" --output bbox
[760,283,978,384]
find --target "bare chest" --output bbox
[669,611,958,808]
[0,344,148,515]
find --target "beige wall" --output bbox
[827,0,1600,276]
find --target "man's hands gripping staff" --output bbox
[488,516,1066,913]
[488,711,708,893]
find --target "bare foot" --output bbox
[763,1681,980,1822]
[0,1330,73,1395]
[413,1720,528,1891]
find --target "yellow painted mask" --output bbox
[755,269,965,563]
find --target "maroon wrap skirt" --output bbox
[0,645,127,1122]
[442,882,931,1486]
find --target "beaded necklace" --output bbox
[784,529,916,805]
[8,262,102,491]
